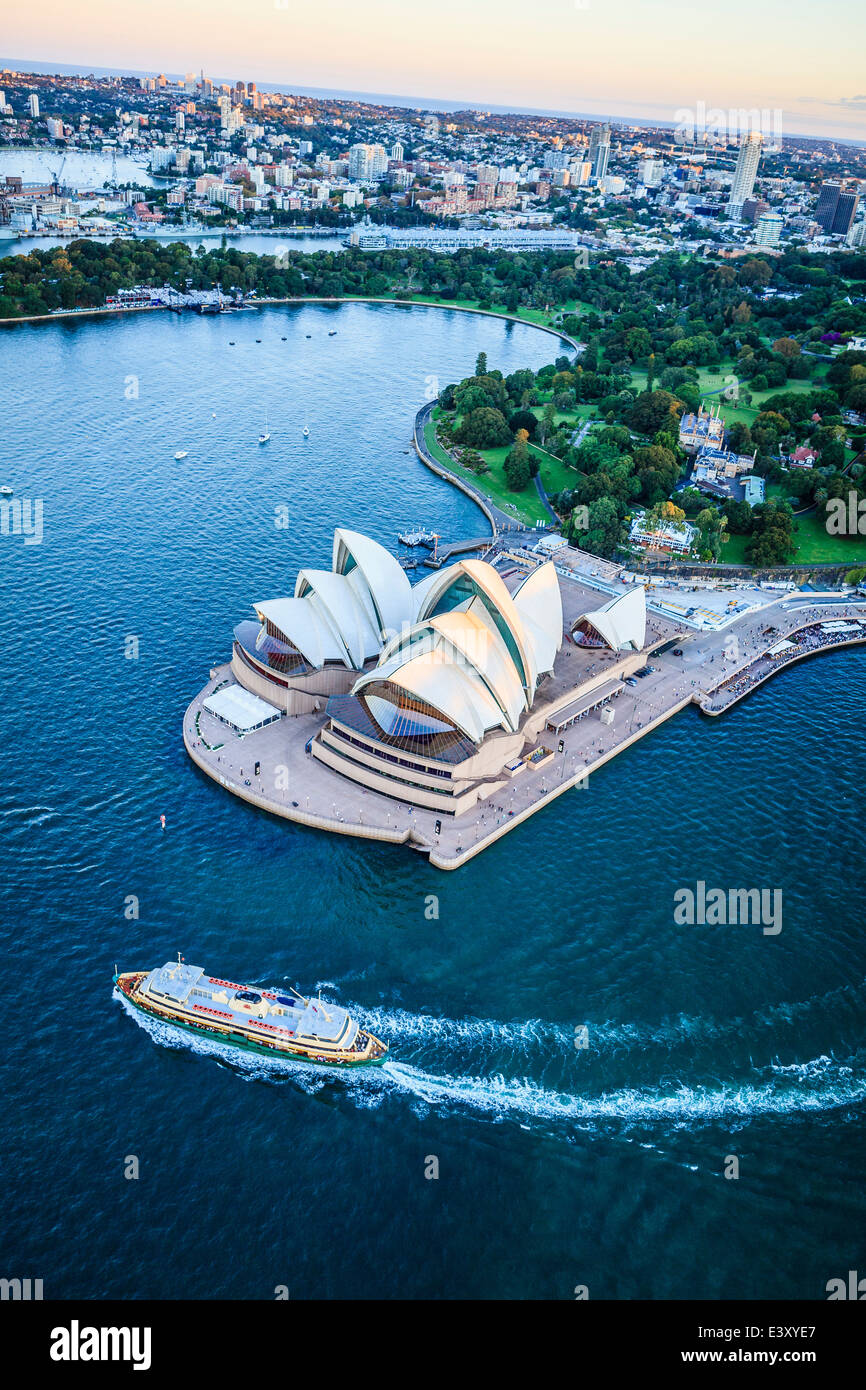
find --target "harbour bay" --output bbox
[1,301,865,1300]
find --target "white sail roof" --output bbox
[252,530,416,672]
[416,558,538,697]
[574,585,646,652]
[332,528,413,640]
[253,596,348,668]
[513,564,563,674]
[351,559,566,743]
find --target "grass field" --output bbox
[423,418,550,526]
[428,395,595,525]
[627,360,829,428]
[722,514,866,565]
[406,294,591,339]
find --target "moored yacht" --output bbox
[114,958,388,1067]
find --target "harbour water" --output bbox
[2,229,348,256]
[0,147,157,187]
[1,302,865,1299]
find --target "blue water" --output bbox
[4,231,347,256]
[1,302,865,1300]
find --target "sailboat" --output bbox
[258,409,271,445]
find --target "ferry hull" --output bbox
[114,973,388,1068]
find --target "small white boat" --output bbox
[174,450,188,460]
[258,409,270,445]
[0,485,13,497]
[302,425,310,438]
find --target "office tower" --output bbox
[728,132,762,217]
[28,93,40,118]
[815,181,842,231]
[833,190,859,236]
[348,143,388,181]
[589,123,611,180]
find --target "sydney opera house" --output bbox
[221,528,649,818]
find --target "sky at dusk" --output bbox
[5,0,865,141]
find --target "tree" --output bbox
[475,351,488,377]
[504,433,532,491]
[646,352,656,393]
[583,497,624,557]
[455,407,512,449]
[508,409,538,439]
[628,389,683,436]
[738,258,773,291]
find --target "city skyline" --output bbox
[5,0,866,142]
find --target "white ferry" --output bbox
[114,958,388,1067]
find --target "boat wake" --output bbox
[114,990,866,1133]
[381,1053,865,1127]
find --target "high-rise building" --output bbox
[28,93,40,118]
[754,211,783,247]
[728,132,762,218]
[347,143,388,181]
[390,140,404,162]
[815,181,842,231]
[588,123,611,180]
[175,111,185,132]
[847,218,866,248]
[741,197,769,223]
[833,190,860,236]
[640,157,664,188]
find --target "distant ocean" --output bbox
[5,56,863,146]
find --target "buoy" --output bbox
[160,814,166,830]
